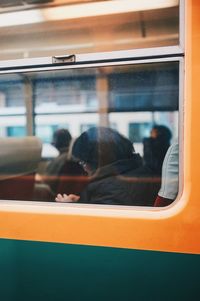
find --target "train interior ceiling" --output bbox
[0,0,179,59]
[0,0,180,205]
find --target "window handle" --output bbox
[52,54,76,64]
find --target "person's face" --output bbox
[150,128,158,139]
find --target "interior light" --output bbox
[0,0,178,28]
[43,0,179,21]
[0,10,44,27]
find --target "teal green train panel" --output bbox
[0,238,199,301]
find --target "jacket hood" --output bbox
[91,153,142,181]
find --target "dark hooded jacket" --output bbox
[79,154,160,206]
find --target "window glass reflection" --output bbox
[0,61,179,205]
[0,74,26,138]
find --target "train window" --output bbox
[7,126,26,137]
[0,0,179,60]
[35,125,59,143]
[0,74,27,138]
[0,60,180,206]
[129,123,152,143]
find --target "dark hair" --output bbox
[52,128,72,152]
[72,127,135,170]
[143,125,172,174]
[152,125,172,142]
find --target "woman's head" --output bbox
[72,127,134,171]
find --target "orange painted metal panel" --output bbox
[0,0,199,255]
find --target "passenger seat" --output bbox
[0,136,42,201]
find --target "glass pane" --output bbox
[0,0,179,60]
[0,61,179,206]
[0,74,27,138]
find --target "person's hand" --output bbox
[55,193,80,203]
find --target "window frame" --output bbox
[0,0,185,215]
[0,55,184,216]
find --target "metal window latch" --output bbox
[52,54,76,64]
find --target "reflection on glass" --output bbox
[32,62,178,143]
[0,61,179,205]
[0,0,179,60]
[0,74,26,138]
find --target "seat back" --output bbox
[0,137,42,200]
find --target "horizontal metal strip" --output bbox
[0,46,183,72]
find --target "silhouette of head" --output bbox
[150,125,172,143]
[52,128,72,153]
[72,127,135,171]
[143,125,172,174]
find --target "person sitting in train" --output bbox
[143,125,172,175]
[154,141,179,207]
[55,126,160,206]
[41,128,86,196]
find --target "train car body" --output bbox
[0,0,199,300]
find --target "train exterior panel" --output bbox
[0,1,199,300]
